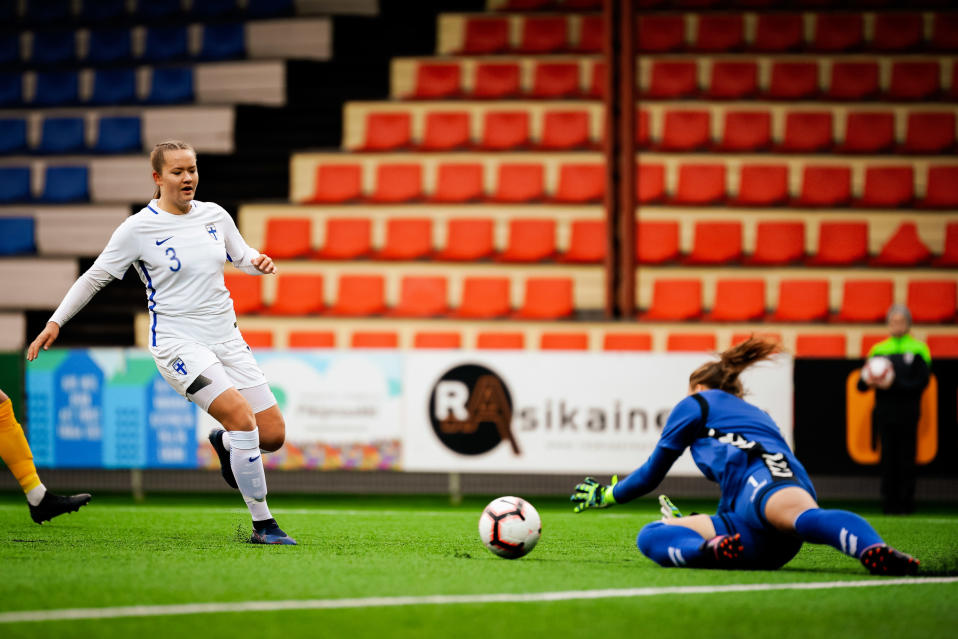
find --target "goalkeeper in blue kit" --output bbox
[571,337,919,575]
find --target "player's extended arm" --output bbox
[570,446,682,513]
[27,265,115,361]
[221,209,276,275]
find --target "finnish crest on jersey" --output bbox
[170,357,188,375]
[205,223,218,240]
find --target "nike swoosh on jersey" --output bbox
[155,236,174,245]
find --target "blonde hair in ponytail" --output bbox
[150,140,195,198]
[688,336,782,397]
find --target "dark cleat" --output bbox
[860,544,920,576]
[208,428,238,489]
[250,518,297,545]
[29,492,91,524]
[701,533,745,567]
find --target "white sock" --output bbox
[228,428,270,520]
[26,484,47,506]
[245,495,272,521]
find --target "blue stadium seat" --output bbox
[95,116,141,154]
[24,0,71,24]
[0,72,22,106]
[192,0,238,18]
[33,70,78,106]
[31,29,76,66]
[90,68,136,105]
[41,165,89,203]
[145,67,193,104]
[143,26,189,63]
[38,117,86,154]
[0,118,27,154]
[0,217,36,255]
[0,167,31,203]
[133,0,183,21]
[0,33,19,64]
[80,0,126,21]
[199,23,245,61]
[247,0,293,18]
[87,28,132,65]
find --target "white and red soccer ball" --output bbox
[478,496,541,559]
[863,356,895,389]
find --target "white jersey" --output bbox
[93,199,261,347]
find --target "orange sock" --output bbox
[0,399,41,494]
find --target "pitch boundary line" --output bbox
[2,577,956,624]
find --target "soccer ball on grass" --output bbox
[478,496,541,559]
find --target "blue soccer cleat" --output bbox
[250,518,297,545]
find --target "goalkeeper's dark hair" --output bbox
[688,336,781,398]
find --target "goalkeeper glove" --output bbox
[571,476,618,513]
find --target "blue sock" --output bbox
[637,521,708,567]
[794,509,883,559]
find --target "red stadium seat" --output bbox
[531,62,580,98]
[602,333,652,351]
[456,277,512,319]
[540,110,591,150]
[481,111,530,150]
[577,15,604,53]
[709,279,766,321]
[561,220,606,263]
[795,334,846,358]
[498,218,556,262]
[813,13,863,51]
[872,13,922,51]
[748,221,805,265]
[797,166,851,207]
[264,274,324,316]
[921,166,958,208]
[933,222,958,266]
[224,274,262,314]
[241,330,273,348]
[902,112,956,153]
[779,112,833,152]
[589,60,607,99]
[636,108,650,147]
[719,110,771,151]
[262,217,311,259]
[686,220,742,265]
[351,331,398,348]
[413,331,462,349]
[667,333,716,352]
[735,164,789,206]
[309,164,362,203]
[908,280,957,323]
[519,16,569,53]
[315,218,372,260]
[860,334,886,356]
[376,218,433,260]
[673,163,726,205]
[839,112,895,153]
[773,279,830,322]
[476,331,525,350]
[462,18,510,54]
[636,220,680,264]
[331,275,386,316]
[948,62,958,100]
[493,163,545,202]
[837,279,894,323]
[873,223,931,266]
[888,61,940,100]
[637,14,686,52]
[433,163,484,203]
[731,332,781,348]
[644,279,703,320]
[660,110,711,151]
[371,164,422,203]
[437,218,494,261]
[473,62,521,99]
[637,163,666,203]
[931,13,958,51]
[858,166,914,208]
[393,276,448,317]
[809,221,868,265]
[516,277,575,319]
[827,61,879,100]
[288,330,335,348]
[927,335,958,358]
[754,13,804,52]
[540,332,589,351]
[707,61,758,99]
[646,61,698,98]
[420,111,471,150]
[413,63,461,99]
[362,112,412,151]
[768,61,819,99]
[694,14,744,52]
[555,163,605,203]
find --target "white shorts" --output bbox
[150,337,276,412]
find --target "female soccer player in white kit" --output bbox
[27,140,296,544]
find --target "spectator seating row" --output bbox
[5,0,295,25]
[0,165,89,203]
[0,115,142,154]
[0,206,128,256]
[392,55,958,101]
[0,257,78,309]
[487,0,953,10]
[246,214,958,267]
[344,101,957,153]
[0,157,151,204]
[290,153,958,207]
[0,60,287,108]
[436,11,958,55]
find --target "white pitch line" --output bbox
[1,577,956,624]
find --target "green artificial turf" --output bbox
[0,493,956,639]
